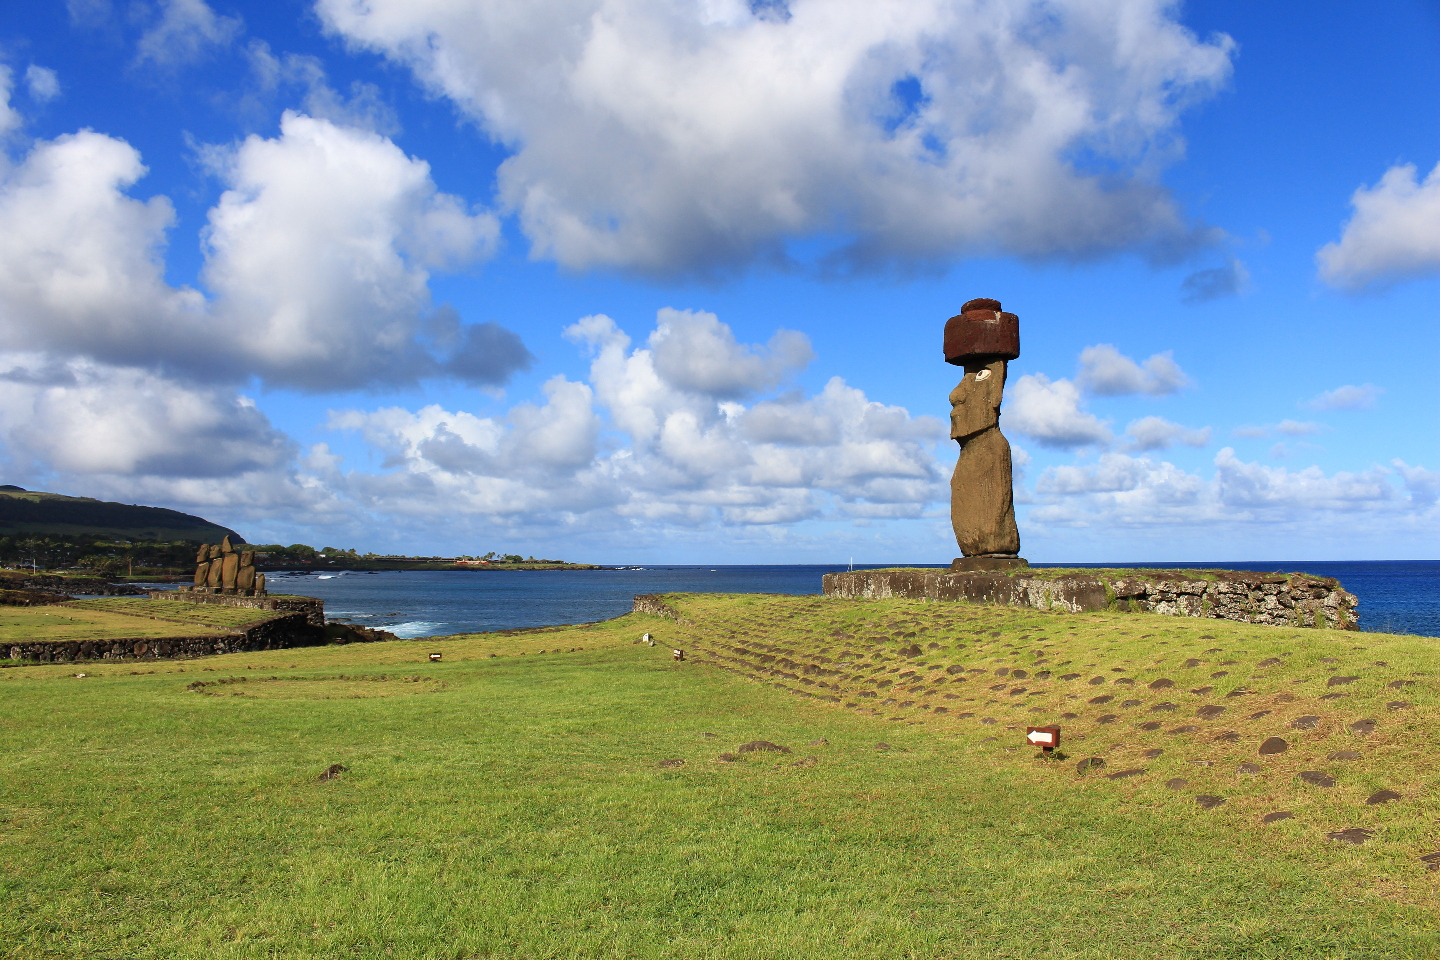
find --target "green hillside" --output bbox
[0,486,241,542]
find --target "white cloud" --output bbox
[1317,160,1440,290]
[1232,420,1322,440]
[1028,448,1436,534]
[23,66,60,103]
[0,67,22,137]
[649,308,812,399]
[0,114,521,392]
[1005,374,1111,448]
[1305,383,1382,412]
[203,112,506,390]
[0,355,291,477]
[317,0,1234,275]
[135,0,242,67]
[1075,343,1191,396]
[1275,419,1320,436]
[327,310,946,532]
[1124,415,1210,451]
[244,41,399,135]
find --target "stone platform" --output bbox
[821,568,1358,630]
[149,591,325,627]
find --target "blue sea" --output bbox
[228,560,1440,640]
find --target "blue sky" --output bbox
[0,0,1435,563]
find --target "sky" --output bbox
[0,0,1435,564]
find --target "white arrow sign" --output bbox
[1026,729,1053,744]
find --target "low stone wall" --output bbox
[0,573,142,596]
[4,612,322,664]
[149,591,325,627]
[821,568,1359,630]
[633,594,686,622]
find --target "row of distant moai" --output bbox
[945,297,1026,572]
[187,536,267,596]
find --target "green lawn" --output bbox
[1,596,1436,958]
[0,598,282,644]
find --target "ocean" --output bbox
[234,560,1440,640]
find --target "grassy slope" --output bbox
[0,599,282,643]
[0,595,1436,958]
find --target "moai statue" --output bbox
[205,543,224,589]
[237,551,256,594]
[193,544,210,589]
[944,298,1026,572]
[220,537,240,594]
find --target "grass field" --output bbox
[0,598,280,643]
[1,594,1437,958]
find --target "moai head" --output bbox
[945,298,1020,441]
[195,544,210,564]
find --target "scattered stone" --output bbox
[1165,778,1188,790]
[1195,795,1226,810]
[1257,658,1283,667]
[658,758,686,769]
[1149,702,1178,713]
[1366,789,1401,805]
[1142,748,1164,759]
[1246,712,1273,723]
[702,732,718,738]
[1213,731,1240,742]
[1272,693,1296,703]
[1168,725,1199,734]
[1089,695,1114,705]
[1076,757,1106,774]
[1183,659,1203,668]
[317,764,348,782]
[717,753,739,762]
[807,738,829,746]
[1348,719,1377,736]
[1236,763,1261,775]
[946,665,965,675]
[1421,852,1440,872]
[1121,699,1142,709]
[1106,768,1146,780]
[1060,673,1081,681]
[1197,705,1226,719]
[1088,677,1106,685]
[980,717,997,725]
[738,741,791,754]
[1259,737,1289,755]
[1326,828,1373,846]
[1139,721,1162,731]
[1210,671,1229,679]
[1097,714,1119,724]
[791,756,818,768]
[1387,701,1411,711]
[1262,811,1293,824]
[1190,686,1214,695]
[995,667,1011,676]
[1061,712,1078,720]
[1224,688,1251,698]
[1290,715,1321,730]
[1299,771,1336,787]
[1388,679,1416,690]
[875,742,892,751]
[1327,676,1358,687]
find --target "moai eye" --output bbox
[974,369,991,381]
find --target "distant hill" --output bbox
[0,486,243,543]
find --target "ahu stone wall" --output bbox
[149,591,325,627]
[821,568,1359,630]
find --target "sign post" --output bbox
[1026,726,1060,753]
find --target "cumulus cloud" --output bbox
[317,0,1234,275]
[135,0,242,67]
[1232,420,1322,440]
[1305,383,1383,412]
[0,67,22,137]
[0,112,521,392]
[649,308,812,399]
[24,66,60,103]
[1317,161,1440,290]
[0,355,292,477]
[1124,416,1210,451]
[202,112,506,390]
[328,310,946,532]
[1005,374,1111,449]
[1028,447,1436,534]
[1075,344,1191,396]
